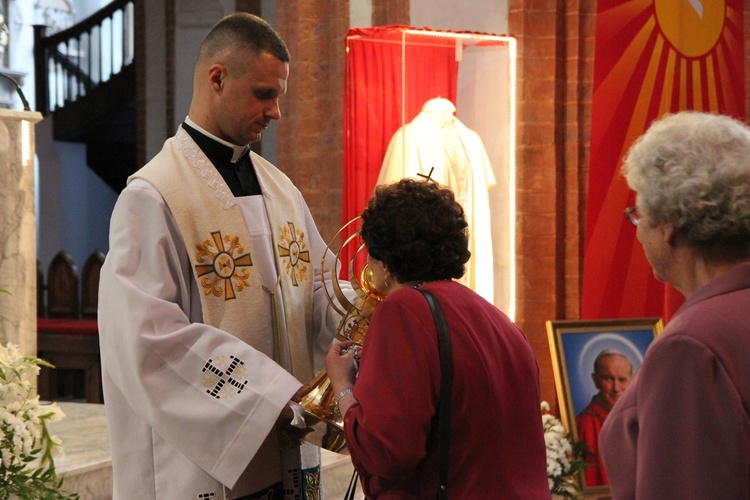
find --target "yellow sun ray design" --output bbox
[582,0,744,319]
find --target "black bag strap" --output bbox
[344,467,358,500]
[419,289,453,500]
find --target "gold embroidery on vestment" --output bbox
[194,231,253,300]
[278,222,310,286]
[303,467,321,500]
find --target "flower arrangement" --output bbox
[0,341,78,499]
[541,401,588,498]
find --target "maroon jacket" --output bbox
[343,280,550,499]
[600,262,750,499]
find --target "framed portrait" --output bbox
[546,317,663,496]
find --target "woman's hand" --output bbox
[326,341,361,416]
[325,341,360,392]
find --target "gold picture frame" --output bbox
[546,317,663,497]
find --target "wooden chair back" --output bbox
[46,251,80,318]
[81,250,105,319]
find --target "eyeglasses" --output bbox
[624,206,640,227]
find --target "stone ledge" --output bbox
[49,402,362,499]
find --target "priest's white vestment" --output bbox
[98,127,344,499]
[377,98,496,303]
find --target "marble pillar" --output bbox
[0,108,42,355]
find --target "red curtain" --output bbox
[341,26,459,272]
[582,0,745,322]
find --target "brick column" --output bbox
[272,0,409,242]
[746,2,750,118]
[275,1,350,243]
[509,0,595,412]
[372,1,409,26]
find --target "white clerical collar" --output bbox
[184,116,249,163]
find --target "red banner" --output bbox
[582,0,745,321]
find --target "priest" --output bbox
[98,13,345,499]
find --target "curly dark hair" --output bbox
[360,178,471,283]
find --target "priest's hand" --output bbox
[278,396,300,423]
[276,421,315,450]
[276,396,314,449]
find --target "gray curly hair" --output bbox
[622,111,750,261]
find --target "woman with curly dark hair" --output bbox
[325,178,550,499]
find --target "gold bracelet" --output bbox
[335,388,353,405]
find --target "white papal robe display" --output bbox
[377,97,496,303]
[98,125,345,499]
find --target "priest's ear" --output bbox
[207,64,226,92]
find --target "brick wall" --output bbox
[274,1,597,410]
[275,1,349,244]
[509,0,596,411]
[269,3,588,412]
[275,0,410,243]
[372,1,409,26]
[746,3,750,117]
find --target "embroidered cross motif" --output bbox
[195,231,253,300]
[201,355,248,399]
[278,222,310,286]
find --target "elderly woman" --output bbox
[325,178,549,499]
[599,111,750,499]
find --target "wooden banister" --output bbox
[33,0,134,115]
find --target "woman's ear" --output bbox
[662,222,675,245]
[383,265,395,282]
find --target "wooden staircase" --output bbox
[34,0,136,193]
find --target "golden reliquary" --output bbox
[298,217,383,453]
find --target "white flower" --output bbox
[0,341,74,498]
[38,402,66,424]
[547,458,562,477]
[541,401,586,498]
